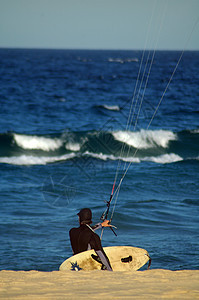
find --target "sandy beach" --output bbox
[0,269,198,299]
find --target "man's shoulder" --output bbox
[69,225,88,234]
[69,227,79,235]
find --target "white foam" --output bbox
[13,134,63,151]
[0,152,183,166]
[83,151,140,163]
[0,153,76,165]
[103,105,120,111]
[112,129,177,149]
[142,153,183,164]
[191,129,199,134]
[83,151,182,164]
[108,58,138,63]
[65,142,81,151]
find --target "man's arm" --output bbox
[92,220,113,231]
[90,232,113,271]
[95,249,112,271]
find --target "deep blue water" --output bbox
[0,49,198,271]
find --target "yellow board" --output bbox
[59,246,151,271]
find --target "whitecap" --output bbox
[103,105,120,111]
[65,142,81,151]
[108,58,138,63]
[142,153,183,164]
[190,129,199,134]
[83,151,140,163]
[112,129,177,149]
[83,151,182,164]
[0,153,76,165]
[13,134,63,151]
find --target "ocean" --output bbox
[0,48,198,271]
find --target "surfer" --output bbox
[69,208,113,271]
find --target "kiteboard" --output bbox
[59,246,151,271]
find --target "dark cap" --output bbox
[77,208,92,224]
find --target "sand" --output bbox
[0,269,199,299]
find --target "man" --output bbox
[69,208,113,271]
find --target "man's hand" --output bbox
[101,220,111,227]
[101,220,117,228]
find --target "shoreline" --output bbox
[0,269,199,299]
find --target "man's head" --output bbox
[77,208,92,225]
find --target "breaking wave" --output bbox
[112,129,177,149]
[83,152,182,164]
[14,133,63,151]
[0,153,76,165]
[0,128,198,165]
